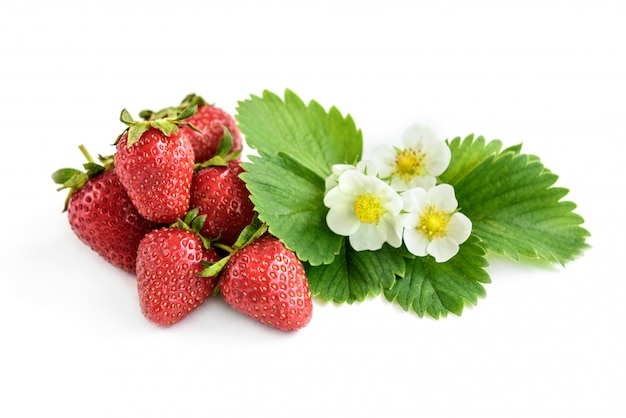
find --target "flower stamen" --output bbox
[418,205,450,241]
[354,194,384,224]
[394,148,425,181]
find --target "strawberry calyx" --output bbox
[179,93,212,109]
[139,93,211,121]
[170,207,215,250]
[116,104,199,147]
[193,127,241,170]
[52,144,115,211]
[198,215,268,278]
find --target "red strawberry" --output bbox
[135,210,220,326]
[140,93,242,164]
[114,108,195,223]
[190,160,256,246]
[52,146,158,273]
[219,236,313,332]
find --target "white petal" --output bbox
[403,228,429,257]
[323,186,355,208]
[401,187,429,213]
[356,159,377,175]
[406,175,436,191]
[326,205,360,236]
[400,211,419,230]
[422,140,451,176]
[336,169,366,194]
[331,164,356,175]
[447,213,472,244]
[380,190,403,215]
[389,176,410,192]
[381,215,404,248]
[349,223,386,251]
[428,184,458,212]
[427,237,460,262]
[402,124,437,149]
[370,145,397,178]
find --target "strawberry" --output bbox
[219,236,313,332]
[190,159,256,246]
[52,145,158,273]
[135,209,220,326]
[114,108,196,223]
[140,93,242,164]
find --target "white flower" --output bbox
[401,184,472,262]
[324,160,376,195]
[372,124,451,191]
[324,169,403,251]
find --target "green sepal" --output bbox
[194,127,238,170]
[197,214,268,278]
[180,93,208,108]
[171,207,214,250]
[52,168,83,186]
[176,103,198,121]
[52,144,113,211]
[119,104,199,147]
[150,119,177,137]
[83,162,105,178]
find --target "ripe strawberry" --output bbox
[52,146,158,273]
[140,93,242,164]
[219,236,313,332]
[136,210,220,326]
[114,108,195,223]
[190,160,256,246]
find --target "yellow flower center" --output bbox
[354,194,384,224]
[394,149,425,181]
[418,205,450,241]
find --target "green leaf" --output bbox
[236,89,363,180]
[306,242,406,304]
[240,153,342,265]
[451,145,590,264]
[237,89,363,265]
[439,134,504,185]
[384,235,490,318]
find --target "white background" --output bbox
[1,0,624,417]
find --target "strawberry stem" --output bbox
[212,242,235,254]
[78,144,95,164]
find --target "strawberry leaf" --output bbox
[384,235,490,318]
[240,153,342,265]
[237,89,363,265]
[438,134,504,185]
[444,137,590,264]
[236,89,362,180]
[306,242,406,304]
